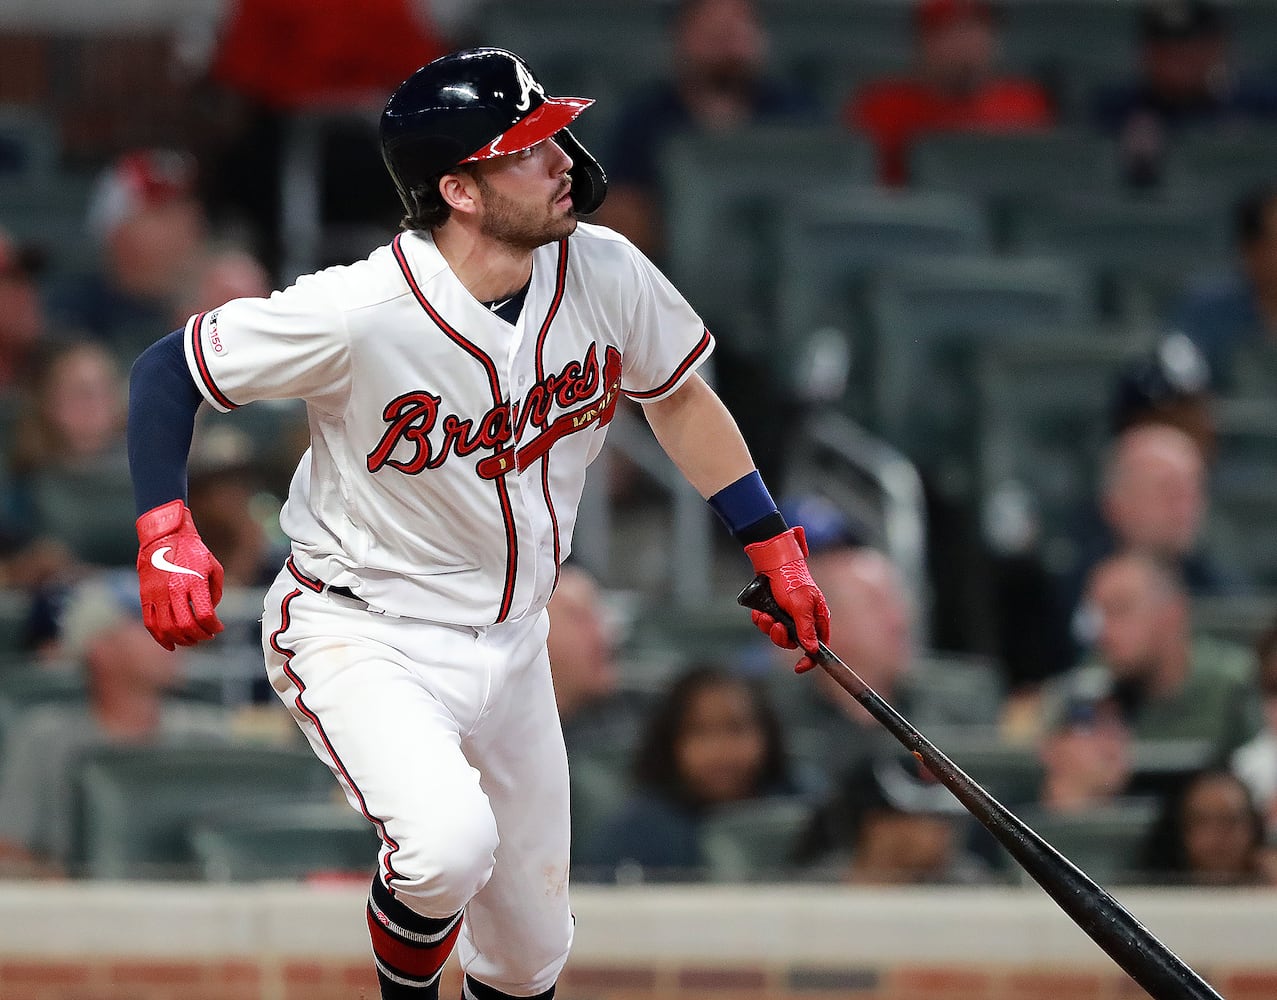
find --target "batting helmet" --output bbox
[380,47,608,220]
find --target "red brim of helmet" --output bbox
[460,96,594,163]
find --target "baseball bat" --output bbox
[738,576,1223,1000]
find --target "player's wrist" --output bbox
[708,471,788,547]
[136,499,190,544]
[745,525,809,573]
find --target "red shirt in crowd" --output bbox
[847,77,1055,186]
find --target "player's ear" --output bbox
[438,169,480,217]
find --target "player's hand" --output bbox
[744,526,830,673]
[135,499,225,650]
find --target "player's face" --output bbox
[471,139,578,251]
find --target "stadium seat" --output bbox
[660,124,876,355]
[903,653,1005,730]
[866,254,1096,488]
[910,130,1124,232]
[0,105,58,179]
[1014,798,1160,887]
[975,330,1147,558]
[931,731,1045,809]
[0,663,86,759]
[776,185,992,408]
[1203,398,1277,588]
[1005,195,1231,321]
[1162,131,1277,210]
[700,796,815,883]
[0,590,34,655]
[73,743,337,879]
[188,800,379,882]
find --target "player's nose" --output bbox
[548,138,573,174]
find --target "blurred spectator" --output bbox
[1037,689,1135,815]
[1064,423,1238,622]
[1138,768,1277,885]
[546,565,644,759]
[7,339,135,567]
[0,573,228,877]
[53,150,206,358]
[1058,550,1260,759]
[769,503,991,784]
[1170,185,1277,394]
[580,664,802,881]
[1093,0,1277,188]
[0,227,49,395]
[196,0,455,276]
[186,462,283,590]
[846,0,1054,186]
[1231,620,1277,834]
[1109,332,1216,460]
[172,244,273,327]
[596,0,816,259]
[798,754,989,885]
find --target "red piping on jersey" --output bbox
[276,556,405,885]
[189,311,239,410]
[625,327,713,400]
[532,238,570,590]
[391,233,518,623]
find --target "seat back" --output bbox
[74,743,336,879]
[700,797,815,883]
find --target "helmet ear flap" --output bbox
[556,128,607,216]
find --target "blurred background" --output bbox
[4,0,1277,996]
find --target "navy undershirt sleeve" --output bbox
[128,329,204,516]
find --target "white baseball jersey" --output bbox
[183,224,713,625]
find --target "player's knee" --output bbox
[389,804,499,916]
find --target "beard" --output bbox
[476,174,578,251]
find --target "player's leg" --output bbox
[454,611,573,998]
[262,571,500,997]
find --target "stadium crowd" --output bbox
[1,0,1277,889]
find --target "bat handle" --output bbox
[737,576,825,660]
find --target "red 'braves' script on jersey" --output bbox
[366,344,623,478]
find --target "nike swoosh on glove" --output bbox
[136,499,225,650]
[744,525,831,673]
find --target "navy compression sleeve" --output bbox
[128,329,204,516]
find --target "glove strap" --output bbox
[136,499,189,544]
[744,525,809,573]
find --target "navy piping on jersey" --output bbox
[626,328,713,400]
[391,233,519,624]
[189,311,239,410]
[275,557,406,885]
[533,238,571,594]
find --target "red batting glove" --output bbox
[744,526,831,674]
[136,499,225,650]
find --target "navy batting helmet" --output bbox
[380,47,607,219]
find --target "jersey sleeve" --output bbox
[182,276,351,413]
[619,251,715,403]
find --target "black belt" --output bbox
[328,585,362,602]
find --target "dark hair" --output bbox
[1234,185,1277,247]
[1139,768,1265,882]
[400,164,480,232]
[1256,620,1277,691]
[632,663,790,808]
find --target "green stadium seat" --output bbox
[73,743,337,879]
[660,124,876,355]
[700,796,815,883]
[1163,131,1277,209]
[1005,195,1231,321]
[975,330,1146,555]
[0,664,86,761]
[903,653,1005,730]
[188,800,379,882]
[932,731,1044,808]
[0,105,59,179]
[776,185,992,408]
[910,130,1124,224]
[867,254,1096,487]
[1202,398,1277,588]
[1014,799,1159,887]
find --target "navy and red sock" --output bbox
[366,877,463,998]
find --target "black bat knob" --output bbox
[736,575,799,646]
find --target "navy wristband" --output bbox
[708,471,782,540]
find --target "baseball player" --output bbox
[127,48,829,1000]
